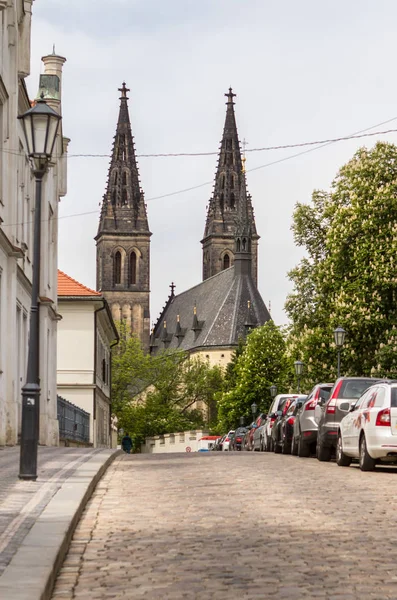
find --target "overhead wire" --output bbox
[2,116,397,228]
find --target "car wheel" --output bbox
[281,436,291,455]
[359,435,376,471]
[298,437,310,458]
[336,435,351,467]
[316,438,331,462]
[274,439,281,454]
[291,435,298,456]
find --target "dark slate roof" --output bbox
[150,266,270,354]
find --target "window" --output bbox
[123,172,127,185]
[122,189,128,205]
[223,254,230,270]
[230,192,235,209]
[221,175,225,189]
[102,358,107,383]
[129,251,137,285]
[236,239,241,252]
[114,251,121,284]
[113,171,118,185]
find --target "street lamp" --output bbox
[239,416,245,426]
[294,360,304,394]
[334,326,346,378]
[270,385,277,399]
[18,96,61,480]
[251,402,257,418]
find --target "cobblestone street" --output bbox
[52,453,397,599]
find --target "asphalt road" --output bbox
[52,452,397,599]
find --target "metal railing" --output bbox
[57,395,90,443]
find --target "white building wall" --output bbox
[0,0,68,446]
[142,430,210,454]
[57,300,116,448]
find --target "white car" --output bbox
[222,430,235,451]
[336,382,397,471]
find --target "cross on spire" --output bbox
[225,87,236,105]
[118,82,130,99]
[170,282,176,296]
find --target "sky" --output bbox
[27,0,397,326]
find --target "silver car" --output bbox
[291,383,333,457]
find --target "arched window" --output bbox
[223,254,230,270]
[221,175,225,189]
[129,251,137,285]
[220,193,224,210]
[123,172,127,185]
[114,251,121,284]
[230,176,234,189]
[230,192,235,209]
[112,190,117,205]
[236,239,241,252]
[122,189,128,205]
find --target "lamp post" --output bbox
[18,96,61,480]
[334,326,346,379]
[294,360,304,394]
[251,402,257,419]
[239,416,245,426]
[270,385,277,399]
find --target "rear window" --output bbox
[319,386,332,401]
[391,389,397,408]
[339,379,378,400]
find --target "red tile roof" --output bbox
[58,270,101,297]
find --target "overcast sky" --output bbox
[27,0,397,326]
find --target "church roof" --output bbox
[150,265,270,354]
[58,270,101,297]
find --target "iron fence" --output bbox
[57,395,90,443]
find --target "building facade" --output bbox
[0,1,69,446]
[57,271,119,448]
[96,84,151,351]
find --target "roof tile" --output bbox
[58,270,101,297]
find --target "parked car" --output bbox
[252,414,268,451]
[272,397,306,454]
[292,383,333,457]
[222,430,235,451]
[212,435,224,451]
[242,428,251,451]
[263,394,305,452]
[246,414,266,451]
[336,382,397,471]
[229,427,248,451]
[315,377,384,461]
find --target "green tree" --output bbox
[286,142,397,382]
[217,322,290,432]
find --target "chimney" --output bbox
[38,48,66,114]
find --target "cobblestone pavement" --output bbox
[0,447,103,576]
[52,452,397,599]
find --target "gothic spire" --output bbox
[203,88,257,239]
[97,83,149,235]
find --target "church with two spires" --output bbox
[95,84,270,365]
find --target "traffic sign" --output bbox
[185,446,192,452]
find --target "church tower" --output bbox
[96,83,151,350]
[201,89,259,284]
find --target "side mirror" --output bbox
[349,402,357,412]
[340,401,350,412]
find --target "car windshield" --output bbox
[339,379,378,400]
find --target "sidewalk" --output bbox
[0,447,120,600]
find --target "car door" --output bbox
[341,390,371,450]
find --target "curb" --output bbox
[0,449,122,600]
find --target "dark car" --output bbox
[315,377,385,461]
[271,397,298,453]
[229,427,248,451]
[292,383,334,457]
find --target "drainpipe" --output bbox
[94,302,106,446]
